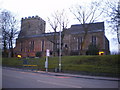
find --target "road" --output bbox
[2,68,119,88]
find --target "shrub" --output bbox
[86,44,99,55]
[70,50,79,55]
[35,52,42,57]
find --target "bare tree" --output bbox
[47,10,69,56]
[47,12,59,56]
[0,10,19,57]
[70,1,104,54]
[104,0,120,44]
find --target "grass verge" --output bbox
[2,55,120,77]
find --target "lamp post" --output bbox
[59,16,62,72]
[59,27,62,72]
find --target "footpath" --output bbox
[37,70,120,81]
[3,67,120,81]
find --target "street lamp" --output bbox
[59,16,62,72]
[59,27,62,72]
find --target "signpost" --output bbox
[45,49,50,72]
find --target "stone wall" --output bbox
[14,16,110,57]
[18,16,46,38]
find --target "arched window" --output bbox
[92,36,97,46]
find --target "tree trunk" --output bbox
[3,39,8,57]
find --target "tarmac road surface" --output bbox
[2,67,119,88]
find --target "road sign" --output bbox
[22,59,38,71]
[23,59,28,64]
[46,49,50,56]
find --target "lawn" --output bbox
[2,55,120,77]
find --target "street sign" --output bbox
[23,59,28,64]
[22,59,38,71]
[46,49,50,56]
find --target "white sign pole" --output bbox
[46,49,50,57]
[45,49,50,72]
[45,56,48,72]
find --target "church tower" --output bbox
[18,16,46,38]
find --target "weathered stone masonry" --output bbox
[14,16,110,57]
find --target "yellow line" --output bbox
[23,65,37,66]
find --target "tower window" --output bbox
[29,41,34,51]
[77,37,83,50]
[92,36,97,45]
[20,42,23,52]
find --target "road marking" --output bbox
[37,80,82,88]
[20,71,71,79]
[20,72,27,73]
[56,77,70,78]
[51,76,71,78]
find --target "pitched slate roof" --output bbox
[18,22,104,39]
[18,32,59,39]
[67,22,104,34]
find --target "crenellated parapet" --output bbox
[21,15,45,22]
[19,15,46,38]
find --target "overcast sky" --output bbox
[0,0,119,53]
[1,0,88,19]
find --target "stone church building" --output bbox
[14,16,110,57]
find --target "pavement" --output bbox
[37,70,120,81]
[3,67,120,81]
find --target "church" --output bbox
[14,16,110,57]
